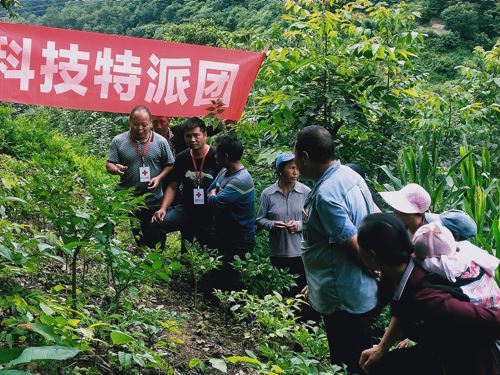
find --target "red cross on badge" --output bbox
[142,169,148,176]
[196,191,202,198]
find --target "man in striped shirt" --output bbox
[207,134,255,292]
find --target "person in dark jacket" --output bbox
[357,213,500,375]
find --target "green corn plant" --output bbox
[380,141,470,213]
[493,217,500,258]
[455,144,499,253]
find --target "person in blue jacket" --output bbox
[206,133,255,292]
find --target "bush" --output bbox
[429,31,462,51]
[441,3,479,40]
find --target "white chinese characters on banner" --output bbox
[0,36,35,91]
[145,55,191,105]
[0,34,246,111]
[94,48,142,101]
[194,61,239,107]
[40,41,90,96]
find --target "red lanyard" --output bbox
[190,145,209,185]
[129,131,152,165]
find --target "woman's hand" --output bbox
[274,221,287,229]
[359,344,386,373]
[286,220,299,233]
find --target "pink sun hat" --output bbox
[379,183,431,214]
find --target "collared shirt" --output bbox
[107,131,174,206]
[256,181,311,257]
[302,161,377,315]
[393,258,415,301]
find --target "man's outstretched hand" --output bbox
[113,164,128,175]
[148,176,161,190]
[152,208,166,223]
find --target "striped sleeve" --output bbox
[208,173,254,208]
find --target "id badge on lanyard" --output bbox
[139,165,151,182]
[191,146,209,205]
[131,132,153,183]
[193,188,205,205]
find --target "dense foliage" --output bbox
[0,0,499,373]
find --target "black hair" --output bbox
[129,105,152,121]
[346,163,366,179]
[358,213,414,266]
[215,134,244,162]
[182,117,207,133]
[295,125,335,163]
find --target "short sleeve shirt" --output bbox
[302,161,378,315]
[165,147,220,215]
[107,131,174,206]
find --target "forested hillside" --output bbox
[0,0,498,374]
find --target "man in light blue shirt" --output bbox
[294,125,377,373]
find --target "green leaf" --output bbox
[0,348,23,364]
[209,358,227,373]
[30,322,59,344]
[0,197,26,204]
[5,346,79,367]
[52,285,66,292]
[188,358,200,368]
[225,356,262,365]
[381,94,399,109]
[118,351,132,368]
[39,303,55,316]
[0,245,13,261]
[74,210,90,220]
[110,331,134,345]
[377,45,385,58]
[0,371,33,375]
[379,165,403,189]
[371,43,380,57]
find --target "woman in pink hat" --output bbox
[379,183,432,236]
[379,183,477,241]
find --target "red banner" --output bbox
[0,22,265,120]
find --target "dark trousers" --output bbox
[270,256,321,325]
[155,204,217,250]
[323,310,373,374]
[205,255,245,293]
[371,343,498,375]
[130,206,166,249]
[202,242,255,300]
[270,256,307,297]
[370,346,444,375]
